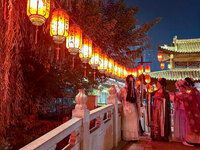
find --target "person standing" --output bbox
[177,77,200,146]
[173,80,186,142]
[151,78,171,141]
[117,74,140,141]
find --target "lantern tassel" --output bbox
[72,56,75,68]
[35,26,38,44]
[4,1,6,19]
[56,47,60,61]
[84,64,87,78]
[108,77,109,84]
[93,71,96,81]
[101,75,104,84]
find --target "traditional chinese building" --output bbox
[149,36,200,81]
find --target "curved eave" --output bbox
[158,46,200,54]
[145,69,200,81]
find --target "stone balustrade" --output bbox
[20,85,121,150]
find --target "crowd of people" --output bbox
[117,75,200,147]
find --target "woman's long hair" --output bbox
[126,75,136,103]
[158,78,168,98]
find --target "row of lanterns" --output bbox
[157,53,165,70]
[26,0,153,83]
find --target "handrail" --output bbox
[20,117,82,150]
[89,104,113,121]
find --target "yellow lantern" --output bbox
[98,54,108,74]
[123,67,128,79]
[145,65,151,73]
[50,9,69,44]
[137,65,143,76]
[27,0,50,26]
[145,75,151,84]
[117,65,123,80]
[132,68,138,78]
[105,58,114,76]
[66,24,82,55]
[160,62,165,70]
[79,38,92,63]
[113,62,118,78]
[89,47,101,70]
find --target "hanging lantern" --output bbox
[105,58,114,76]
[89,47,101,70]
[132,68,138,78]
[145,65,151,73]
[98,54,108,83]
[117,65,123,80]
[79,38,92,78]
[50,9,69,44]
[154,86,158,91]
[136,80,141,87]
[98,54,108,74]
[148,86,153,93]
[27,0,50,26]
[123,67,127,79]
[66,24,82,55]
[113,61,118,78]
[160,62,165,70]
[137,65,143,76]
[157,53,163,62]
[79,38,92,63]
[145,75,151,84]
[145,84,152,93]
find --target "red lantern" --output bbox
[136,80,141,88]
[145,84,152,93]
[27,0,50,26]
[160,62,165,70]
[89,47,101,70]
[98,54,108,74]
[105,58,114,76]
[117,65,123,80]
[132,68,138,78]
[123,67,127,79]
[157,53,163,62]
[137,65,143,76]
[66,24,82,55]
[145,75,151,84]
[145,65,151,73]
[50,9,69,44]
[79,38,92,77]
[113,62,118,78]
[79,38,92,63]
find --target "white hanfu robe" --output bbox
[118,87,140,141]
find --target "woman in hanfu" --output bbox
[173,80,186,142]
[151,78,171,141]
[176,77,200,146]
[117,74,140,141]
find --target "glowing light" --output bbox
[27,0,50,26]
[50,9,69,44]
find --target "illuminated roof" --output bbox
[146,68,200,80]
[159,36,200,53]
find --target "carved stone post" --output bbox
[107,85,119,147]
[72,89,90,150]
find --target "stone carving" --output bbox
[75,89,88,110]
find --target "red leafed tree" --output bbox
[0,0,160,148]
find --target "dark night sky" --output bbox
[126,0,200,71]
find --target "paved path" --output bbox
[115,136,200,150]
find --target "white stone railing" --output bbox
[20,86,121,150]
[20,118,82,150]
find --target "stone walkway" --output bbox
[115,136,200,150]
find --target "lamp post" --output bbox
[138,56,152,106]
[138,56,152,133]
